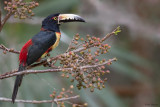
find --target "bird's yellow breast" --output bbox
[41,32,61,58]
[51,32,61,50]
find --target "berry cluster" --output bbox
[50,85,87,107]
[4,0,39,19]
[59,34,117,92]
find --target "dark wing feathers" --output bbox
[27,31,57,65]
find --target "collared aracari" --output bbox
[12,13,85,103]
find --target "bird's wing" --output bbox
[26,31,57,65]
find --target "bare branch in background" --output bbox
[0,86,86,107]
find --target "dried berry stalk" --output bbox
[58,30,119,92]
[49,85,87,107]
[4,0,39,19]
[0,0,39,32]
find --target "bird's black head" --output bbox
[42,13,85,32]
[42,13,60,32]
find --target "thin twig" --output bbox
[0,95,80,104]
[0,44,20,54]
[65,101,84,107]
[66,38,74,52]
[54,95,80,102]
[101,27,119,42]
[51,101,54,107]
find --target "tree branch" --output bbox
[0,95,80,104]
[0,7,1,27]
[0,58,116,79]
[101,26,119,42]
[0,44,20,54]
[0,12,13,32]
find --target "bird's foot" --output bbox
[43,58,51,67]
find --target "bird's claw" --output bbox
[43,58,51,67]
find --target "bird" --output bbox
[12,13,85,103]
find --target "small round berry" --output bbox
[3,50,7,54]
[4,1,8,4]
[84,103,88,107]
[12,5,17,9]
[35,3,39,6]
[28,9,32,13]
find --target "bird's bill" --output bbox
[58,14,85,24]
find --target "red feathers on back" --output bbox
[19,39,33,65]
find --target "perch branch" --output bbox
[0,58,116,79]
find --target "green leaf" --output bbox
[114,26,121,35]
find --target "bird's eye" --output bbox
[53,17,57,20]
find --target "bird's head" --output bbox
[42,13,85,32]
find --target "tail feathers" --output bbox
[12,64,25,103]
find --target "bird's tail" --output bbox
[12,64,25,103]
